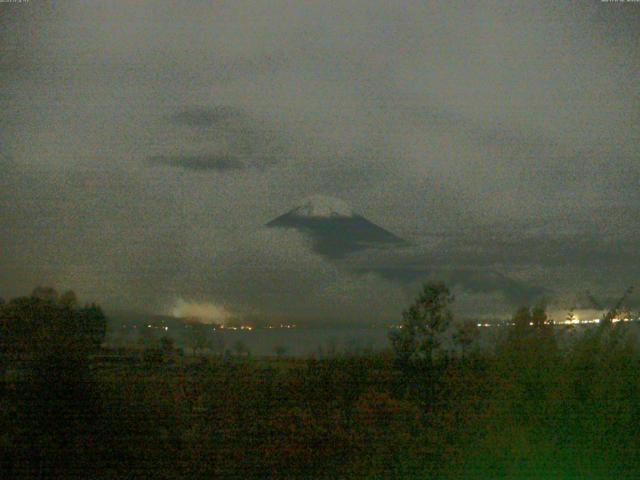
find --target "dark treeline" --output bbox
[2,284,640,478]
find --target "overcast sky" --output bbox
[1,1,639,321]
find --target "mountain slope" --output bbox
[266,196,406,258]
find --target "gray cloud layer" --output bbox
[0,1,638,320]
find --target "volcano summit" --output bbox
[266,195,406,258]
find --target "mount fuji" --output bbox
[266,195,406,258]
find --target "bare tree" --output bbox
[586,287,634,325]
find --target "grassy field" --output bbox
[4,321,640,479]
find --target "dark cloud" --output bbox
[148,154,245,172]
[353,260,549,308]
[449,270,549,307]
[455,235,640,269]
[149,106,285,172]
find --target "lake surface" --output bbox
[196,326,392,357]
[110,316,634,357]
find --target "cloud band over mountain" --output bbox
[148,154,245,172]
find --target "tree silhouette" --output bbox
[59,290,78,308]
[31,286,59,303]
[585,287,634,325]
[453,320,478,357]
[0,294,105,364]
[157,335,184,363]
[508,304,554,345]
[188,324,210,355]
[531,304,549,328]
[160,335,175,352]
[0,289,107,476]
[78,303,107,350]
[233,340,250,357]
[389,282,454,369]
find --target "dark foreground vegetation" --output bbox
[2,285,640,478]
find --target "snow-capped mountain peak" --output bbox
[290,195,354,218]
[267,196,406,258]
